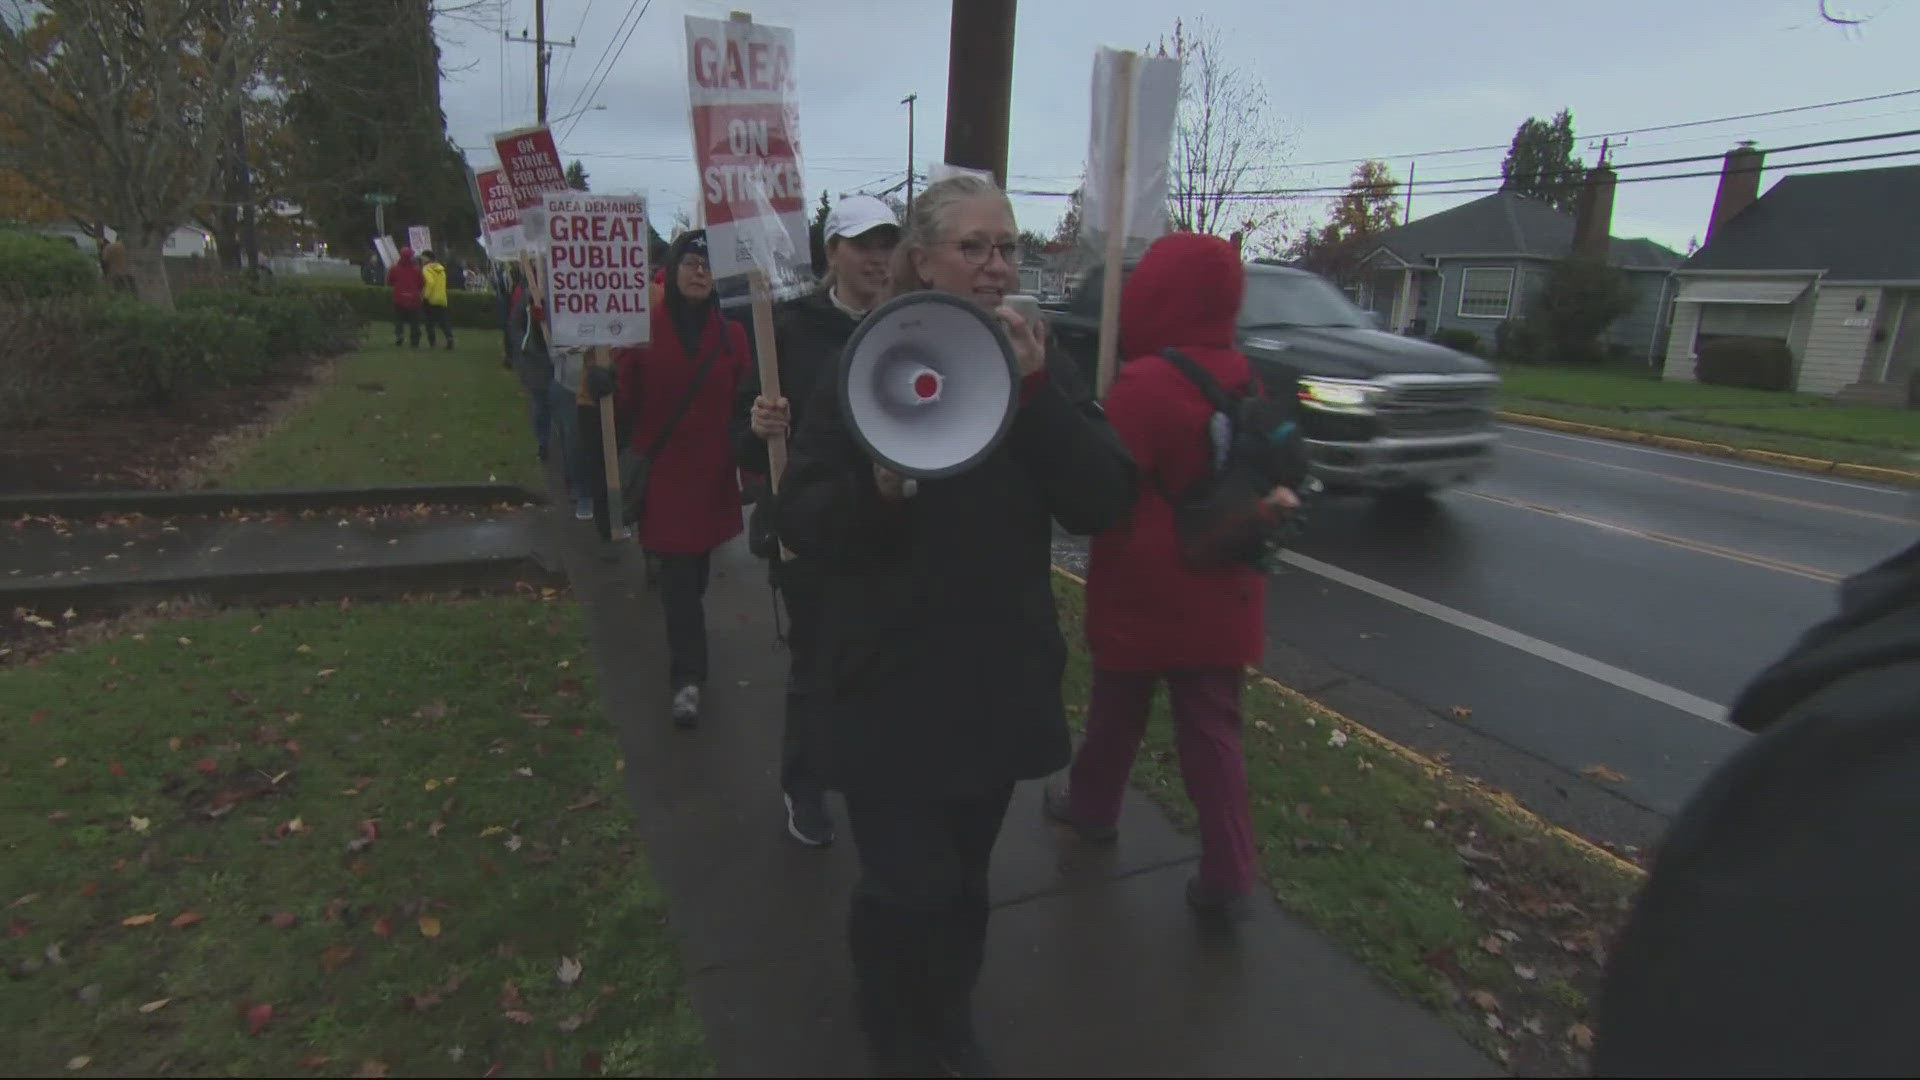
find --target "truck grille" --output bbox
[1376,382,1497,437]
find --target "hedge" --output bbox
[1429,328,1483,356]
[293,281,503,330]
[0,229,102,301]
[0,286,362,428]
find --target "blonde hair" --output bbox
[885,174,1015,301]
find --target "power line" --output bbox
[554,0,645,130]
[560,0,654,143]
[553,0,597,102]
[1029,146,1920,205]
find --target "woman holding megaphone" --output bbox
[775,173,1136,1076]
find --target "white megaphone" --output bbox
[839,291,1020,479]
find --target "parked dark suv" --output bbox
[1047,261,1501,498]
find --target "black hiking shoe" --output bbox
[1042,783,1117,843]
[783,791,834,847]
[1185,875,1252,924]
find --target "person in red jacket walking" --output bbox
[1046,231,1300,921]
[593,231,749,727]
[386,246,426,348]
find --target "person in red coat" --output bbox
[386,246,425,348]
[1047,231,1300,920]
[602,230,749,727]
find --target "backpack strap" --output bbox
[1159,348,1238,413]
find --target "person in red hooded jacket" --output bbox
[1045,231,1300,921]
[591,231,749,728]
[386,246,425,348]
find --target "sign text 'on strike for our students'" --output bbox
[541,191,651,349]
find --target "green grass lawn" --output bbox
[1,596,710,1077]
[1497,364,1920,472]
[1053,574,1638,1074]
[218,337,545,490]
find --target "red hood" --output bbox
[398,247,416,267]
[1120,232,1244,357]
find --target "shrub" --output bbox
[0,296,277,426]
[294,281,502,330]
[1532,258,1637,366]
[1430,328,1483,356]
[177,287,360,360]
[0,229,101,301]
[1494,318,1548,364]
[1694,336,1795,391]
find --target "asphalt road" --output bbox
[1057,423,1920,853]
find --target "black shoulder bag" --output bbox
[1155,348,1312,569]
[617,330,725,526]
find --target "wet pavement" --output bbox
[559,519,1494,1078]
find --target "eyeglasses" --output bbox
[680,256,710,274]
[937,239,1021,267]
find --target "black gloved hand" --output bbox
[586,365,617,400]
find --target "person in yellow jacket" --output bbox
[420,250,454,350]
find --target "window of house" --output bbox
[1458,267,1514,319]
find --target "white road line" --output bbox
[1275,550,1737,728]
[1498,424,1917,497]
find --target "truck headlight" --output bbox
[1297,377,1380,413]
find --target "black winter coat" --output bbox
[774,344,1136,799]
[1595,538,1920,1077]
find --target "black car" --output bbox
[1046,261,1501,498]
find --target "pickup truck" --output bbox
[1046,261,1501,498]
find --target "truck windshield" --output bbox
[1239,273,1372,329]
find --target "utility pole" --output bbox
[364,193,396,236]
[1404,159,1415,226]
[901,93,918,219]
[506,0,575,125]
[943,0,1017,186]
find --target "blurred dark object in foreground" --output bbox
[1596,538,1920,1077]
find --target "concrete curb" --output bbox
[1050,564,1648,880]
[0,482,545,519]
[1498,411,1920,488]
[2,554,565,616]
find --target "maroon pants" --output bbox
[1067,667,1256,895]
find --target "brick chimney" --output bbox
[1570,165,1617,262]
[1706,141,1764,243]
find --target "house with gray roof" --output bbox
[1663,152,1920,403]
[1347,189,1682,360]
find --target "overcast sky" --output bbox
[436,0,1917,254]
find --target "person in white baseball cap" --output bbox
[732,194,900,850]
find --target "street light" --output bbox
[550,103,607,124]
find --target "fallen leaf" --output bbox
[407,991,442,1011]
[557,956,583,986]
[1327,728,1349,749]
[1568,1022,1595,1051]
[245,1002,273,1034]
[320,943,355,973]
[504,835,523,852]
[423,778,441,792]
[557,1014,585,1032]
[109,760,124,776]
[478,825,505,838]
[269,912,298,929]
[1455,842,1501,864]
[139,998,171,1013]
[10,894,38,910]
[419,916,442,939]
[295,644,313,654]
[1581,764,1628,783]
[1450,705,1473,720]
[1513,963,1538,981]
[1477,934,1505,956]
[351,1061,388,1079]
[170,911,203,929]
[427,820,445,838]
[167,737,181,752]
[500,979,524,1010]
[513,766,533,778]
[195,758,218,775]
[1468,989,1501,1014]
[565,793,603,812]
[315,669,337,678]
[372,917,394,939]
[503,1009,534,1025]
[45,941,65,964]
[177,637,191,647]
[296,1055,331,1070]
[53,756,68,768]
[66,1056,90,1071]
[121,913,158,927]
[1522,1016,1546,1036]
[79,881,99,897]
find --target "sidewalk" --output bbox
[553,515,1497,1077]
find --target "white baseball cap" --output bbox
[825,195,901,242]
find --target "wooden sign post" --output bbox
[522,248,628,541]
[747,267,795,562]
[1094,49,1137,401]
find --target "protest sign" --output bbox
[373,235,399,269]
[475,167,522,257]
[492,125,569,249]
[541,191,651,348]
[407,225,432,254]
[684,13,814,306]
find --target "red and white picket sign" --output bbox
[684,13,814,304]
[492,125,569,251]
[476,166,522,257]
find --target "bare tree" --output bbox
[0,0,277,306]
[1159,18,1294,255]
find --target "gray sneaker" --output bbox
[572,496,593,521]
[671,684,701,728]
[784,791,834,847]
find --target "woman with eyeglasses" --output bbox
[775,174,1135,1076]
[590,230,750,728]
